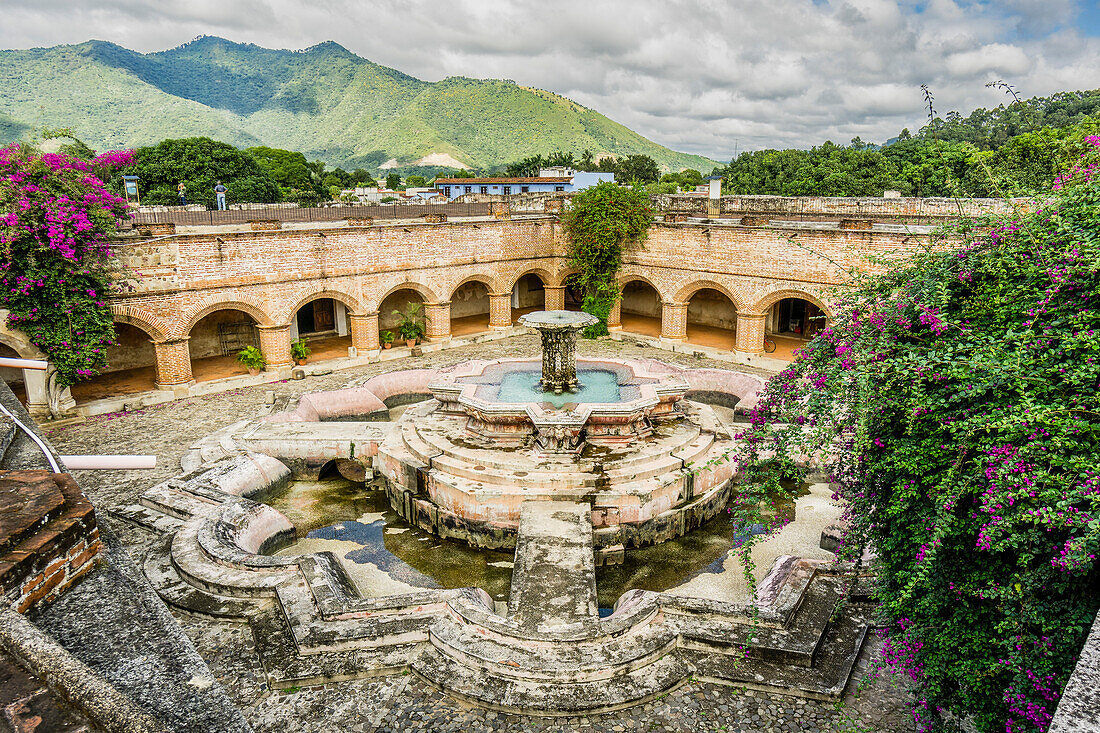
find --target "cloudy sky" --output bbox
[2,0,1099,161]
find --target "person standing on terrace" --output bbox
[213,181,227,211]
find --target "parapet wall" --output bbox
[656,194,1033,221]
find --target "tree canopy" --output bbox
[130,137,280,207]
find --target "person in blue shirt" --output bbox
[214,181,227,211]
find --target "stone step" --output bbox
[276,577,438,653]
[110,504,185,534]
[250,600,426,688]
[411,645,689,715]
[141,537,259,620]
[169,520,294,599]
[427,451,597,489]
[427,615,675,682]
[684,610,869,701]
[594,422,703,471]
[140,483,220,520]
[676,575,842,668]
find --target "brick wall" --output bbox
[0,472,101,614]
[94,208,969,377]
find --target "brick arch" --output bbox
[370,281,440,312]
[751,288,834,319]
[277,288,364,327]
[506,267,554,293]
[617,273,667,303]
[447,274,502,300]
[673,279,746,312]
[549,267,581,288]
[179,298,275,337]
[111,304,169,342]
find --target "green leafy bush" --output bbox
[290,338,310,361]
[741,139,1100,731]
[235,345,266,371]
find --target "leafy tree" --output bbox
[385,172,401,190]
[130,137,280,207]
[0,144,133,388]
[405,175,426,187]
[615,154,659,184]
[741,139,1100,731]
[246,146,315,191]
[560,182,652,336]
[351,168,377,186]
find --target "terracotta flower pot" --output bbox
[405,339,416,348]
[248,367,260,376]
[382,342,392,349]
[297,359,307,366]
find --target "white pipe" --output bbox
[60,455,157,470]
[0,400,61,472]
[0,357,48,370]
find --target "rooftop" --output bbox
[435,177,573,185]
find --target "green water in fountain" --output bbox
[495,368,621,407]
[266,477,828,608]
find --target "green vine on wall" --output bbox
[560,182,652,337]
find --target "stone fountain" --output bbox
[518,310,599,393]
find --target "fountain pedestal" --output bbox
[519,311,598,394]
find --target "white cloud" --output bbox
[0,0,1098,161]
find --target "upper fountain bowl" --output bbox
[519,310,599,331]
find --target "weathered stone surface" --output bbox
[508,502,597,631]
[1050,607,1100,732]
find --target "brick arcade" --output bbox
[0,194,1014,417]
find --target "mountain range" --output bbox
[0,36,716,173]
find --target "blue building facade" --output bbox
[434,170,614,200]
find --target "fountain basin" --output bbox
[429,358,687,451]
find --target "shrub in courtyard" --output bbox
[739,139,1100,731]
[235,345,266,373]
[0,143,133,387]
[561,181,652,337]
[290,338,311,363]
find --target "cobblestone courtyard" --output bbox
[46,336,918,732]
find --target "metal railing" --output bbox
[129,201,492,226]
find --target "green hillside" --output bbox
[0,36,715,172]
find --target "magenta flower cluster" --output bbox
[0,143,134,387]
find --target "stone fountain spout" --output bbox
[519,310,599,394]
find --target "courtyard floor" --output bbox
[45,335,917,732]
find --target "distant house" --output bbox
[434,167,614,200]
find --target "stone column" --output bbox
[153,338,193,389]
[257,325,293,369]
[544,286,566,311]
[424,302,451,341]
[607,297,622,331]
[735,313,766,354]
[489,293,512,329]
[349,312,380,353]
[22,368,49,418]
[661,302,688,341]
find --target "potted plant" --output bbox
[380,330,394,349]
[290,338,311,365]
[392,302,426,348]
[236,345,266,376]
